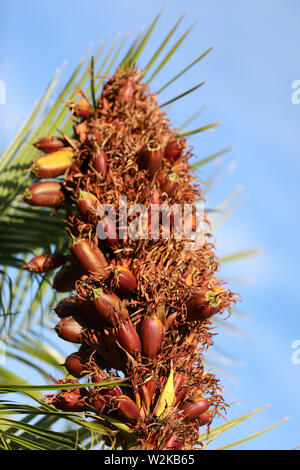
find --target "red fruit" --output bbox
[74,99,93,117]
[115,266,137,293]
[115,395,140,423]
[64,351,88,378]
[92,288,128,325]
[54,391,87,412]
[77,299,105,330]
[138,141,163,176]
[55,315,87,344]
[140,384,151,412]
[157,169,179,196]
[163,434,185,450]
[92,149,108,176]
[164,139,184,161]
[53,297,80,318]
[91,369,122,398]
[198,410,212,426]
[92,395,107,414]
[21,254,65,273]
[23,181,65,207]
[71,239,108,278]
[146,379,157,403]
[77,190,100,223]
[186,290,223,322]
[140,315,165,359]
[117,321,141,356]
[53,264,84,292]
[33,136,65,153]
[30,149,75,178]
[52,378,83,395]
[174,373,184,394]
[91,369,109,383]
[182,398,210,420]
[173,375,188,407]
[173,388,187,407]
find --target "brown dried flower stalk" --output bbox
[23,65,238,450]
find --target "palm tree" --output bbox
[0,11,287,450]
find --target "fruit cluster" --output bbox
[22,66,236,450]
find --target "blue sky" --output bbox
[1,0,300,449]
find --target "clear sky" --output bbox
[1,0,300,450]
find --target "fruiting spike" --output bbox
[23,181,65,207]
[20,64,238,449]
[30,149,75,179]
[140,315,165,359]
[21,254,65,273]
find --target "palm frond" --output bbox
[160,81,205,108]
[217,249,262,264]
[146,22,197,84]
[143,13,186,75]
[198,404,289,450]
[157,46,213,94]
